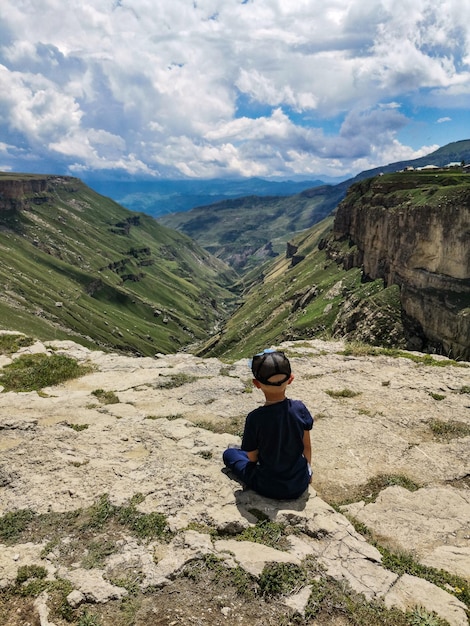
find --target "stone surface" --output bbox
[341,485,470,577]
[0,336,469,625]
[384,574,468,626]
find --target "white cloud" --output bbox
[0,0,469,178]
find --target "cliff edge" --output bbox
[1,334,468,625]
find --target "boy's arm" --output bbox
[303,430,312,483]
[246,449,259,463]
[303,430,312,465]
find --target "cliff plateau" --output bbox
[0,334,469,626]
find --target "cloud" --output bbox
[437,116,452,123]
[0,0,469,178]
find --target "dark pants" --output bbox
[222,448,256,486]
[222,448,308,500]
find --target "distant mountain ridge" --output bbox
[159,140,470,273]
[84,176,329,218]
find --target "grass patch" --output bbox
[429,419,470,441]
[144,413,185,420]
[194,415,245,437]
[77,610,102,626]
[81,539,117,569]
[197,450,213,460]
[341,343,468,368]
[91,389,120,404]
[258,562,307,597]
[0,494,170,547]
[66,422,89,431]
[0,353,93,392]
[325,388,361,398]
[235,518,290,550]
[337,474,421,506]
[429,392,446,401]
[4,566,75,622]
[0,509,35,542]
[181,553,258,598]
[304,575,449,625]
[157,373,198,389]
[459,385,470,394]
[0,334,34,354]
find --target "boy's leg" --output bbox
[223,448,255,486]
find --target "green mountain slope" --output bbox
[0,174,238,355]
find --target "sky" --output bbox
[1,0,470,181]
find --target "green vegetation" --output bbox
[235,518,290,550]
[0,334,34,354]
[341,343,469,367]
[0,493,169,546]
[302,575,449,625]
[157,373,198,388]
[77,612,102,626]
[194,414,245,436]
[258,562,307,596]
[429,419,470,440]
[429,392,446,401]
[91,388,120,404]
[0,509,35,542]
[66,422,89,431]
[145,412,185,421]
[0,353,93,392]
[325,388,361,398]
[159,185,343,272]
[343,516,469,614]
[81,539,117,569]
[335,474,421,506]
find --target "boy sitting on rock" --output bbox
[223,349,313,500]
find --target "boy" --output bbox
[223,349,313,500]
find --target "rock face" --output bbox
[333,173,470,360]
[0,335,469,625]
[0,175,74,212]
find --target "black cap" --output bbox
[251,350,291,386]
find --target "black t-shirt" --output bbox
[242,398,313,499]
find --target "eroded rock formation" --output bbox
[333,174,470,360]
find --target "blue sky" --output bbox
[0,0,469,180]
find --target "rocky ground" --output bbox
[0,336,469,626]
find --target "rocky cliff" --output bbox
[0,174,75,211]
[332,171,470,360]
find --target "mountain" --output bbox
[159,140,470,273]
[199,168,470,361]
[0,173,238,356]
[1,143,469,362]
[84,177,328,218]
[159,185,345,272]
